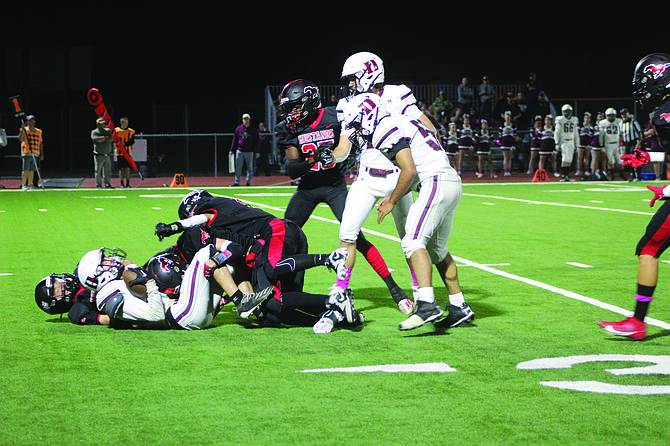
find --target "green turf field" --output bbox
[1,181,669,445]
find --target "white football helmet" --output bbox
[77,247,126,291]
[342,93,389,146]
[561,104,573,117]
[605,107,617,116]
[341,52,385,95]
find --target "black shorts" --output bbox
[252,219,309,294]
[285,184,348,227]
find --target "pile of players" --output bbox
[35,51,477,334]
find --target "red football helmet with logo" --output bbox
[632,53,670,107]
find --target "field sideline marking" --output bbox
[463,193,655,216]
[236,195,670,331]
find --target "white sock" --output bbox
[449,292,465,307]
[417,287,435,303]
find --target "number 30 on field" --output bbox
[517,354,670,395]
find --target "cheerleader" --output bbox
[499,111,518,176]
[443,122,459,168]
[475,120,496,178]
[591,112,605,179]
[527,115,543,174]
[457,115,477,175]
[577,112,594,177]
[539,115,556,174]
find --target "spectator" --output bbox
[522,72,544,105]
[499,93,521,123]
[478,76,494,122]
[456,77,475,115]
[91,118,114,189]
[532,91,552,119]
[230,113,260,186]
[256,122,272,176]
[432,88,452,119]
[18,115,43,190]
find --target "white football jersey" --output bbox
[95,279,170,326]
[372,114,457,182]
[337,84,423,170]
[599,118,622,146]
[555,116,579,143]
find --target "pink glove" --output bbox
[621,149,650,168]
[648,185,667,207]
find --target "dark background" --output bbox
[0,6,664,176]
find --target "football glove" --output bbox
[155,222,183,241]
[621,149,650,168]
[647,185,670,207]
[313,145,335,168]
[127,266,149,287]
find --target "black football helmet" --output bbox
[146,253,185,296]
[280,79,322,131]
[632,53,670,108]
[35,273,80,315]
[178,190,212,220]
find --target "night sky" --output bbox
[1,6,666,173]
[4,7,662,105]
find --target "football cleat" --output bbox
[598,316,647,340]
[399,300,443,331]
[235,286,274,319]
[313,310,344,334]
[327,286,355,324]
[325,248,349,281]
[435,303,475,328]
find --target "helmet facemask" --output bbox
[35,273,79,314]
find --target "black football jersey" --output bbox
[275,106,346,190]
[193,196,276,238]
[651,101,670,150]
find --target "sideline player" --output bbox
[275,78,411,313]
[327,51,436,309]
[555,104,580,181]
[599,53,670,340]
[343,93,474,330]
[599,108,624,180]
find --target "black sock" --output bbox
[634,284,655,321]
[382,274,399,290]
[229,290,244,305]
[275,254,326,276]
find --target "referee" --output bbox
[620,108,643,181]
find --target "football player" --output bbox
[555,104,580,181]
[275,79,411,313]
[343,93,474,331]
[76,245,269,329]
[327,52,437,312]
[35,272,110,326]
[599,108,625,180]
[599,53,670,340]
[173,225,362,333]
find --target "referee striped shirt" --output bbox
[620,117,641,143]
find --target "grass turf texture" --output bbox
[1,181,670,445]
